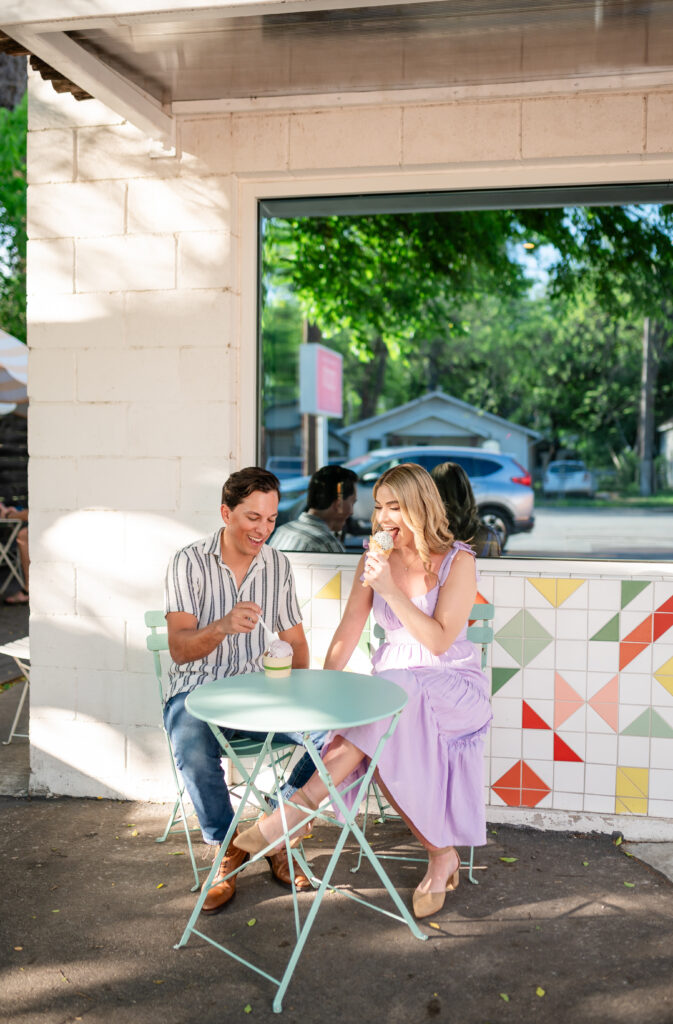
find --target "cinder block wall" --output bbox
[25,71,673,839]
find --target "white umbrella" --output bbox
[0,328,27,405]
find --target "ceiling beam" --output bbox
[4,26,174,143]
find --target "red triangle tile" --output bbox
[522,700,552,730]
[553,733,583,762]
[656,595,673,615]
[619,641,650,670]
[623,615,653,644]
[653,612,673,642]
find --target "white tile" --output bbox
[648,768,673,800]
[583,794,615,813]
[521,668,555,700]
[587,643,619,673]
[585,705,618,735]
[523,697,554,727]
[522,730,553,761]
[493,575,525,608]
[587,579,621,610]
[588,609,619,638]
[621,584,654,614]
[653,683,673,708]
[475,574,494,602]
[559,583,589,610]
[525,643,556,670]
[618,736,651,768]
[556,609,589,641]
[585,733,618,764]
[489,756,518,787]
[553,762,585,793]
[310,598,341,630]
[585,763,616,795]
[526,760,553,790]
[490,728,522,760]
[492,642,522,670]
[555,640,588,671]
[653,643,673,673]
[524,578,553,609]
[653,582,673,608]
[535,792,553,809]
[556,732,586,761]
[619,674,652,705]
[621,646,654,675]
[586,671,618,700]
[648,799,673,817]
[557,705,587,733]
[552,791,584,811]
[491,696,522,729]
[557,668,588,699]
[650,738,673,769]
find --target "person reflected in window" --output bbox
[431,462,501,558]
[268,465,358,553]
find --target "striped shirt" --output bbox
[164,528,302,702]
[268,512,346,554]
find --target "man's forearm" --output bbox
[169,621,226,665]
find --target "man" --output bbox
[164,466,317,914]
[268,465,358,553]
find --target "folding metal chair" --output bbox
[0,635,30,745]
[145,611,296,890]
[353,602,495,884]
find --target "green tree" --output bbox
[0,92,27,342]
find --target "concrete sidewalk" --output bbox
[2,796,673,1024]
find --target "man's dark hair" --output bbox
[222,467,281,508]
[307,465,358,511]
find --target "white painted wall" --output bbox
[25,69,673,840]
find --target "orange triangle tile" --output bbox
[522,700,552,730]
[553,733,583,762]
[623,615,653,644]
[619,641,650,671]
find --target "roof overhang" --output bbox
[4,0,673,144]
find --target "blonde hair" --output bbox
[372,463,454,575]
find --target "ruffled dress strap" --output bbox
[437,541,476,586]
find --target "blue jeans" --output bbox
[163,690,326,846]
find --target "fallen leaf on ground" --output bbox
[536,987,546,997]
[247,918,256,927]
[499,993,510,1002]
[244,1004,252,1014]
[130,830,139,837]
[153,980,164,985]
[429,922,440,930]
[623,882,635,888]
[582,861,589,866]
[51,909,60,914]
[156,883,164,889]
[500,857,517,864]
[168,852,184,856]
[13,946,23,951]
[614,835,623,846]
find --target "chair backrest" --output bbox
[372,602,494,672]
[145,609,170,705]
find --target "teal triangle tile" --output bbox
[591,613,620,642]
[496,610,526,640]
[651,710,673,739]
[492,667,519,695]
[621,709,651,737]
[522,635,553,666]
[496,636,525,666]
[521,610,552,640]
[621,580,650,609]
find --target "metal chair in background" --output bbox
[0,635,30,745]
[145,610,296,891]
[353,601,495,884]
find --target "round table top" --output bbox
[185,668,407,733]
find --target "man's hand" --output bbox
[222,601,262,635]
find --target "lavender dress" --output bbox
[333,542,492,848]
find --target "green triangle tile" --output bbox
[621,709,652,737]
[591,613,620,642]
[522,610,552,640]
[651,710,673,739]
[621,580,650,609]
[496,610,526,640]
[492,667,520,695]
[522,635,553,666]
[496,636,525,665]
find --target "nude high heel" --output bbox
[233,788,318,856]
[412,846,460,920]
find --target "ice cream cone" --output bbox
[363,530,394,587]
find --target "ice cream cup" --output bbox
[263,651,293,678]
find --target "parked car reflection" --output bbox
[543,460,595,498]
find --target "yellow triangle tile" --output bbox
[616,766,649,800]
[556,579,586,606]
[315,572,341,601]
[528,578,557,606]
[654,656,673,697]
[615,796,648,815]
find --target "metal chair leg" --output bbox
[2,678,28,745]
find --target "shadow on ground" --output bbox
[1,798,672,1024]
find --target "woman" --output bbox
[235,463,492,918]
[431,461,501,557]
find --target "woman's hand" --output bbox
[363,549,394,596]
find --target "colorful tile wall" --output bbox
[291,557,673,824]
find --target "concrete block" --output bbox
[28,292,125,349]
[76,347,180,402]
[124,289,233,348]
[27,129,74,184]
[29,509,125,568]
[76,458,178,511]
[128,177,233,234]
[402,101,520,164]
[77,122,159,180]
[290,107,401,169]
[28,72,123,132]
[28,562,76,616]
[28,457,78,511]
[29,666,78,717]
[177,231,233,289]
[27,238,74,295]
[522,93,644,158]
[28,349,76,402]
[128,401,236,457]
[76,563,148,618]
[76,670,160,728]
[30,716,127,798]
[126,725,173,787]
[29,613,126,671]
[29,403,127,457]
[179,458,236,514]
[179,116,233,175]
[179,346,238,400]
[28,181,126,239]
[646,92,673,153]
[76,234,176,293]
[231,113,289,172]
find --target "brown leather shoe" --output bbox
[266,846,312,891]
[201,834,249,915]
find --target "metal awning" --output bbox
[3,0,673,142]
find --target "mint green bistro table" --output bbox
[178,668,427,1012]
